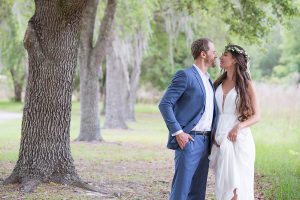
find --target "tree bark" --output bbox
[103,30,127,129]
[76,0,117,142]
[3,0,100,193]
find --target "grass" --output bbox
[0,91,300,199]
[252,84,300,199]
[0,101,23,112]
[252,110,300,199]
[0,101,174,199]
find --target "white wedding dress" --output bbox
[209,83,255,200]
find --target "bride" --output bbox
[209,44,260,200]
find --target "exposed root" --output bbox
[3,172,107,195]
[3,174,20,185]
[72,181,108,194]
[20,178,41,193]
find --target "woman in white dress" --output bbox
[209,44,260,200]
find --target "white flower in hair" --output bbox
[225,44,251,77]
[225,45,249,60]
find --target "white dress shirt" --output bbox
[172,64,214,136]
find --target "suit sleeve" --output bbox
[158,70,187,133]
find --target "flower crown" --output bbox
[225,45,249,60]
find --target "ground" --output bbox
[0,111,267,199]
[0,143,266,200]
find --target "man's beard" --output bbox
[211,60,216,68]
[205,58,215,67]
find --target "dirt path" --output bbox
[0,111,267,199]
[0,112,22,121]
[0,142,266,199]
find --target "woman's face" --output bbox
[220,51,236,70]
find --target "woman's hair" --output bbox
[214,44,253,122]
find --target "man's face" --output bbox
[204,42,217,68]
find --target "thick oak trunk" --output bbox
[3,0,100,193]
[76,0,116,141]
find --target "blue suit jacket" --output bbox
[159,66,218,150]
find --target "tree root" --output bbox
[3,174,108,195]
[3,174,20,185]
[3,175,41,193]
[20,179,41,193]
[72,181,108,194]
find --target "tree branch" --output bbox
[79,0,99,62]
[91,0,117,67]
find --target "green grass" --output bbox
[0,101,167,163]
[0,101,173,199]
[0,101,299,199]
[0,101,24,112]
[252,110,300,199]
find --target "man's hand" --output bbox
[175,132,194,150]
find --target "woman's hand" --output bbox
[227,124,241,142]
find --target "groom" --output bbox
[159,38,218,200]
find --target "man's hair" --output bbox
[191,38,212,60]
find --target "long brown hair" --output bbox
[214,44,253,122]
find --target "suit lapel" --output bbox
[209,78,219,127]
[208,78,214,91]
[209,78,218,115]
[192,66,206,99]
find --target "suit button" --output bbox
[193,124,196,126]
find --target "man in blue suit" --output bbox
[159,38,218,200]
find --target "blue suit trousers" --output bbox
[170,134,210,200]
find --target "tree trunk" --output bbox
[76,0,116,141]
[103,30,127,129]
[3,0,99,193]
[100,68,106,115]
[125,69,139,122]
[77,0,101,142]
[9,60,27,102]
[122,31,148,122]
[124,33,145,121]
[12,80,23,102]
[10,71,24,102]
